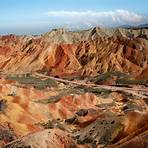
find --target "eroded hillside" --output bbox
[0,28,148,79]
[0,28,148,148]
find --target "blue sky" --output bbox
[0,0,148,34]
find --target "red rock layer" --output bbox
[0,33,148,78]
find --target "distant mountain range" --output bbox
[119,23,148,29]
[138,23,148,29]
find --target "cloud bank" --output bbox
[46,10,147,28]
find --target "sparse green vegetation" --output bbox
[39,120,54,129]
[34,95,61,104]
[0,99,7,112]
[89,71,147,86]
[7,92,17,96]
[7,74,58,89]
[39,119,67,131]
[0,127,16,142]
[35,89,79,104]
[35,86,112,104]
[89,71,129,83]
[74,85,112,97]
[116,78,147,85]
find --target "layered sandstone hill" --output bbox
[0,27,148,79]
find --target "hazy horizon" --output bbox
[0,0,148,35]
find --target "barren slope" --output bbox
[0,28,148,79]
[0,27,148,148]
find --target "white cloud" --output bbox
[45,10,147,28]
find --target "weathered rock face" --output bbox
[0,28,148,78]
